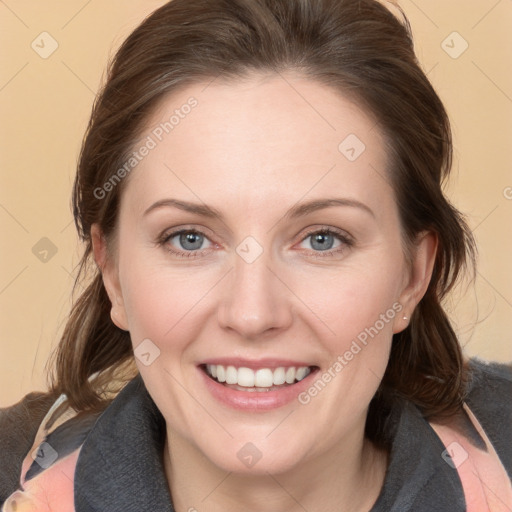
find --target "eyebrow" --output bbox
[143,197,375,220]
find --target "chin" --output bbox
[200,437,309,476]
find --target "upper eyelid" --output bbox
[160,225,214,239]
[301,226,352,239]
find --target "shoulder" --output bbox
[1,390,104,511]
[371,358,512,511]
[465,357,512,477]
[0,391,59,504]
[466,356,512,392]
[466,357,512,418]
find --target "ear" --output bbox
[394,231,438,334]
[91,223,129,331]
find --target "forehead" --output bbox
[121,72,393,219]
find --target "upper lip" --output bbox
[199,357,316,370]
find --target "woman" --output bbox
[1,0,511,510]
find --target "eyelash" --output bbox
[156,227,354,260]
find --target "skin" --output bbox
[92,71,437,512]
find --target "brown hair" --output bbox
[49,0,476,439]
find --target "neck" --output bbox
[163,427,388,512]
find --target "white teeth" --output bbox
[237,367,255,387]
[255,369,274,387]
[285,367,296,384]
[225,366,238,384]
[205,364,312,388]
[216,365,226,383]
[295,367,307,381]
[273,367,286,385]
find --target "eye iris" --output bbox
[311,232,334,251]
[180,232,203,250]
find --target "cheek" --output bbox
[293,257,404,351]
[119,256,216,346]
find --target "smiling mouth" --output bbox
[201,364,318,392]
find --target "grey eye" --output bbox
[168,230,210,251]
[309,232,336,251]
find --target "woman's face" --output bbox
[95,72,434,474]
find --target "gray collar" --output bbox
[75,376,174,511]
[74,375,465,512]
[370,399,465,511]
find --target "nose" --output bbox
[217,249,293,340]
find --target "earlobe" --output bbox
[91,224,130,331]
[394,231,438,333]
[110,307,129,331]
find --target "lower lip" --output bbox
[199,366,318,411]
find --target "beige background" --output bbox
[1,1,511,407]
